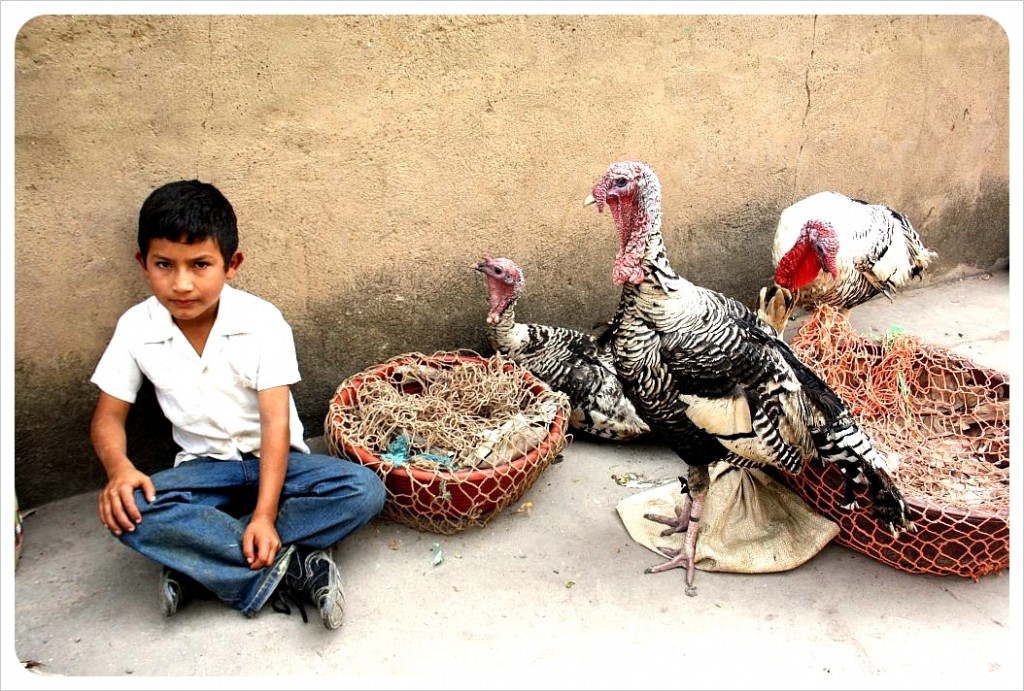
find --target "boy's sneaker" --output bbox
[158,565,212,618]
[272,546,345,629]
[160,566,213,617]
[160,567,183,617]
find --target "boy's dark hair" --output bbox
[138,180,238,265]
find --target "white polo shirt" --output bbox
[91,284,311,466]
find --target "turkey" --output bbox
[767,190,937,334]
[585,161,916,594]
[474,256,650,442]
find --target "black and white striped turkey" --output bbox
[585,161,916,594]
[768,190,937,334]
[474,256,649,442]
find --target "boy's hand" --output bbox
[243,516,282,570]
[99,467,156,536]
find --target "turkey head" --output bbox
[584,160,662,286]
[475,256,524,325]
[774,219,840,291]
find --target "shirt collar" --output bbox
[212,285,253,337]
[141,284,252,343]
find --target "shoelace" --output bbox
[270,586,309,624]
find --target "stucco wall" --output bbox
[12,13,1010,508]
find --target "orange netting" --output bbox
[324,351,571,535]
[781,305,1010,579]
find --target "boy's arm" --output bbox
[91,390,156,535]
[242,384,293,569]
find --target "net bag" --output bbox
[324,351,571,535]
[781,305,1009,579]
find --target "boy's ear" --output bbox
[134,251,146,270]
[226,250,244,278]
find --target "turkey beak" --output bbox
[583,194,597,207]
[821,256,840,280]
[813,241,839,279]
[474,262,489,274]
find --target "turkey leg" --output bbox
[642,475,691,534]
[642,466,708,596]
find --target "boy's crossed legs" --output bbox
[117,452,385,629]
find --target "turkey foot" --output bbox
[643,482,704,597]
[642,476,691,535]
[643,497,691,536]
[644,523,700,597]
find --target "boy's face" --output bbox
[136,237,243,327]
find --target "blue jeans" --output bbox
[116,452,386,617]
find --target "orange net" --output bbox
[324,351,571,535]
[781,305,1009,579]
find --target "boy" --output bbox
[90,179,385,630]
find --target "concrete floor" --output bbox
[7,270,1020,689]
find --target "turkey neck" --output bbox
[486,303,527,355]
[606,174,720,362]
[619,183,684,301]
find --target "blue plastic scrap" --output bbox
[381,432,455,468]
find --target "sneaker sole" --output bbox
[313,552,345,630]
[160,569,181,617]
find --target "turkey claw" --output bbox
[645,555,700,598]
[643,509,689,536]
[644,548,692,575]
[890,519,918,537]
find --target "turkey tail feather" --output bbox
[813,410,915,532]
[774,336,914,531]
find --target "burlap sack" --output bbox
[616,461,839,573]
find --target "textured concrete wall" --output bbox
[12,14,1010,507]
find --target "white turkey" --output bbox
[768,190,937,334]
[585,161,916,594]
[475,256,649,442]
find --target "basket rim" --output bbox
[340,437,546,482]
[902,491,1009,522]
[327,350,569,478]
[788,457,1010,525]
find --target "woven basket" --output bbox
[783,314,1010,580]
[324,351,570,535]
[775,452,1009,579]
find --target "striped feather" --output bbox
[477,258,649,441]
[589,162,915,534]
